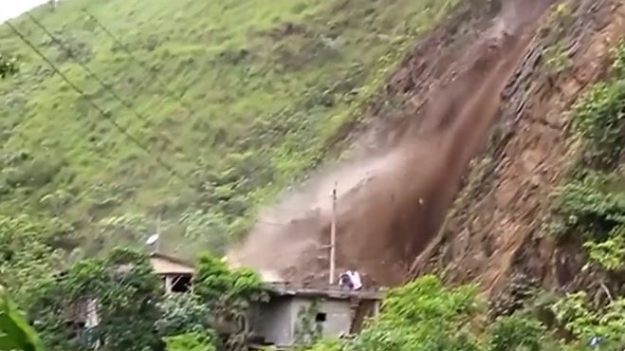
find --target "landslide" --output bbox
[229,0,555,286]
[0,0,461,257]
[412,0,625,297]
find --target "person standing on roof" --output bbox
[338,269,363,291]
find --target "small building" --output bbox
[250,282,383,349]
[63,253,195,329]
[149,252,194,293]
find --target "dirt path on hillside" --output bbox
[228,0,553,286]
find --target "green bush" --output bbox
[30,248,164,351]
[572,79,625,167]
[550,175,625,239]
[553,292,625,346]
[156,294,213,337]
[193,254,264,304]
[165,332,217,351]
[487,314,546,351]
[381,275,479,325]
[307,276,483,351]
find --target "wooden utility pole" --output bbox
[329,182,337,285]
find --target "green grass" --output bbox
[0,0,460,257]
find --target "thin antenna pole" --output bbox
[329,182,337,285]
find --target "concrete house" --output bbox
[149,252,194,293]
[250,282,383,349]
[64,252,383,349]
[64,253,194,332]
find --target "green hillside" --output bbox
[0,0,458,257]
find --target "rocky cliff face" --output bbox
[411,0,625,297]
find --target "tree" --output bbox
[343,275,483,351]
[0,215,61,308]
[31,248,164,351]
[156,294,213,337]
[192,254,265,351]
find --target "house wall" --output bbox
[253,297,366,347]
[251,297,294,346]
[290,297,353,341]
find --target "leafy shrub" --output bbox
[0,215,61,308]
[573,80,625,167]
[550,175,625,239]
[165,332,217,351]
[543,42,572,74]
[31,248,164,351]
[381,275,479,325]
[192,253,265,350]
[306,276,483,351]
[487,314,546,351]
[305,339,342,351]
[553,292,625,346]
[156,293,213,337]
[583,228,625,272]
[611,41,625,78]
[193,254,264,304]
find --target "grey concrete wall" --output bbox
[290,298,353,340]
[251,298,293,346]
[253,297,355,347]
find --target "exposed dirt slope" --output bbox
[229,0,557,286]
[411,0,625,296]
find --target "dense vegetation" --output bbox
[0,0,460,258]
[549,42,625,275]
[1,224,263,351]
[5,234,623,351]
[543,41,625,348]
[299,279,622,351]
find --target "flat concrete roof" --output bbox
[264,282,385,301]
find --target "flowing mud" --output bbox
[228,0,554,286]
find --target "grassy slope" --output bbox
[0,0,458,257]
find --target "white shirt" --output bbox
[346,271,362,290]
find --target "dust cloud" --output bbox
[227,0,553,286]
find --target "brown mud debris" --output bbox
[228,0,556,287]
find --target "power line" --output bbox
[7,16,313,232]
[80,9,196,114]
[5,20,186,182]
[26,12,159,130]
[24,11,200,180]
